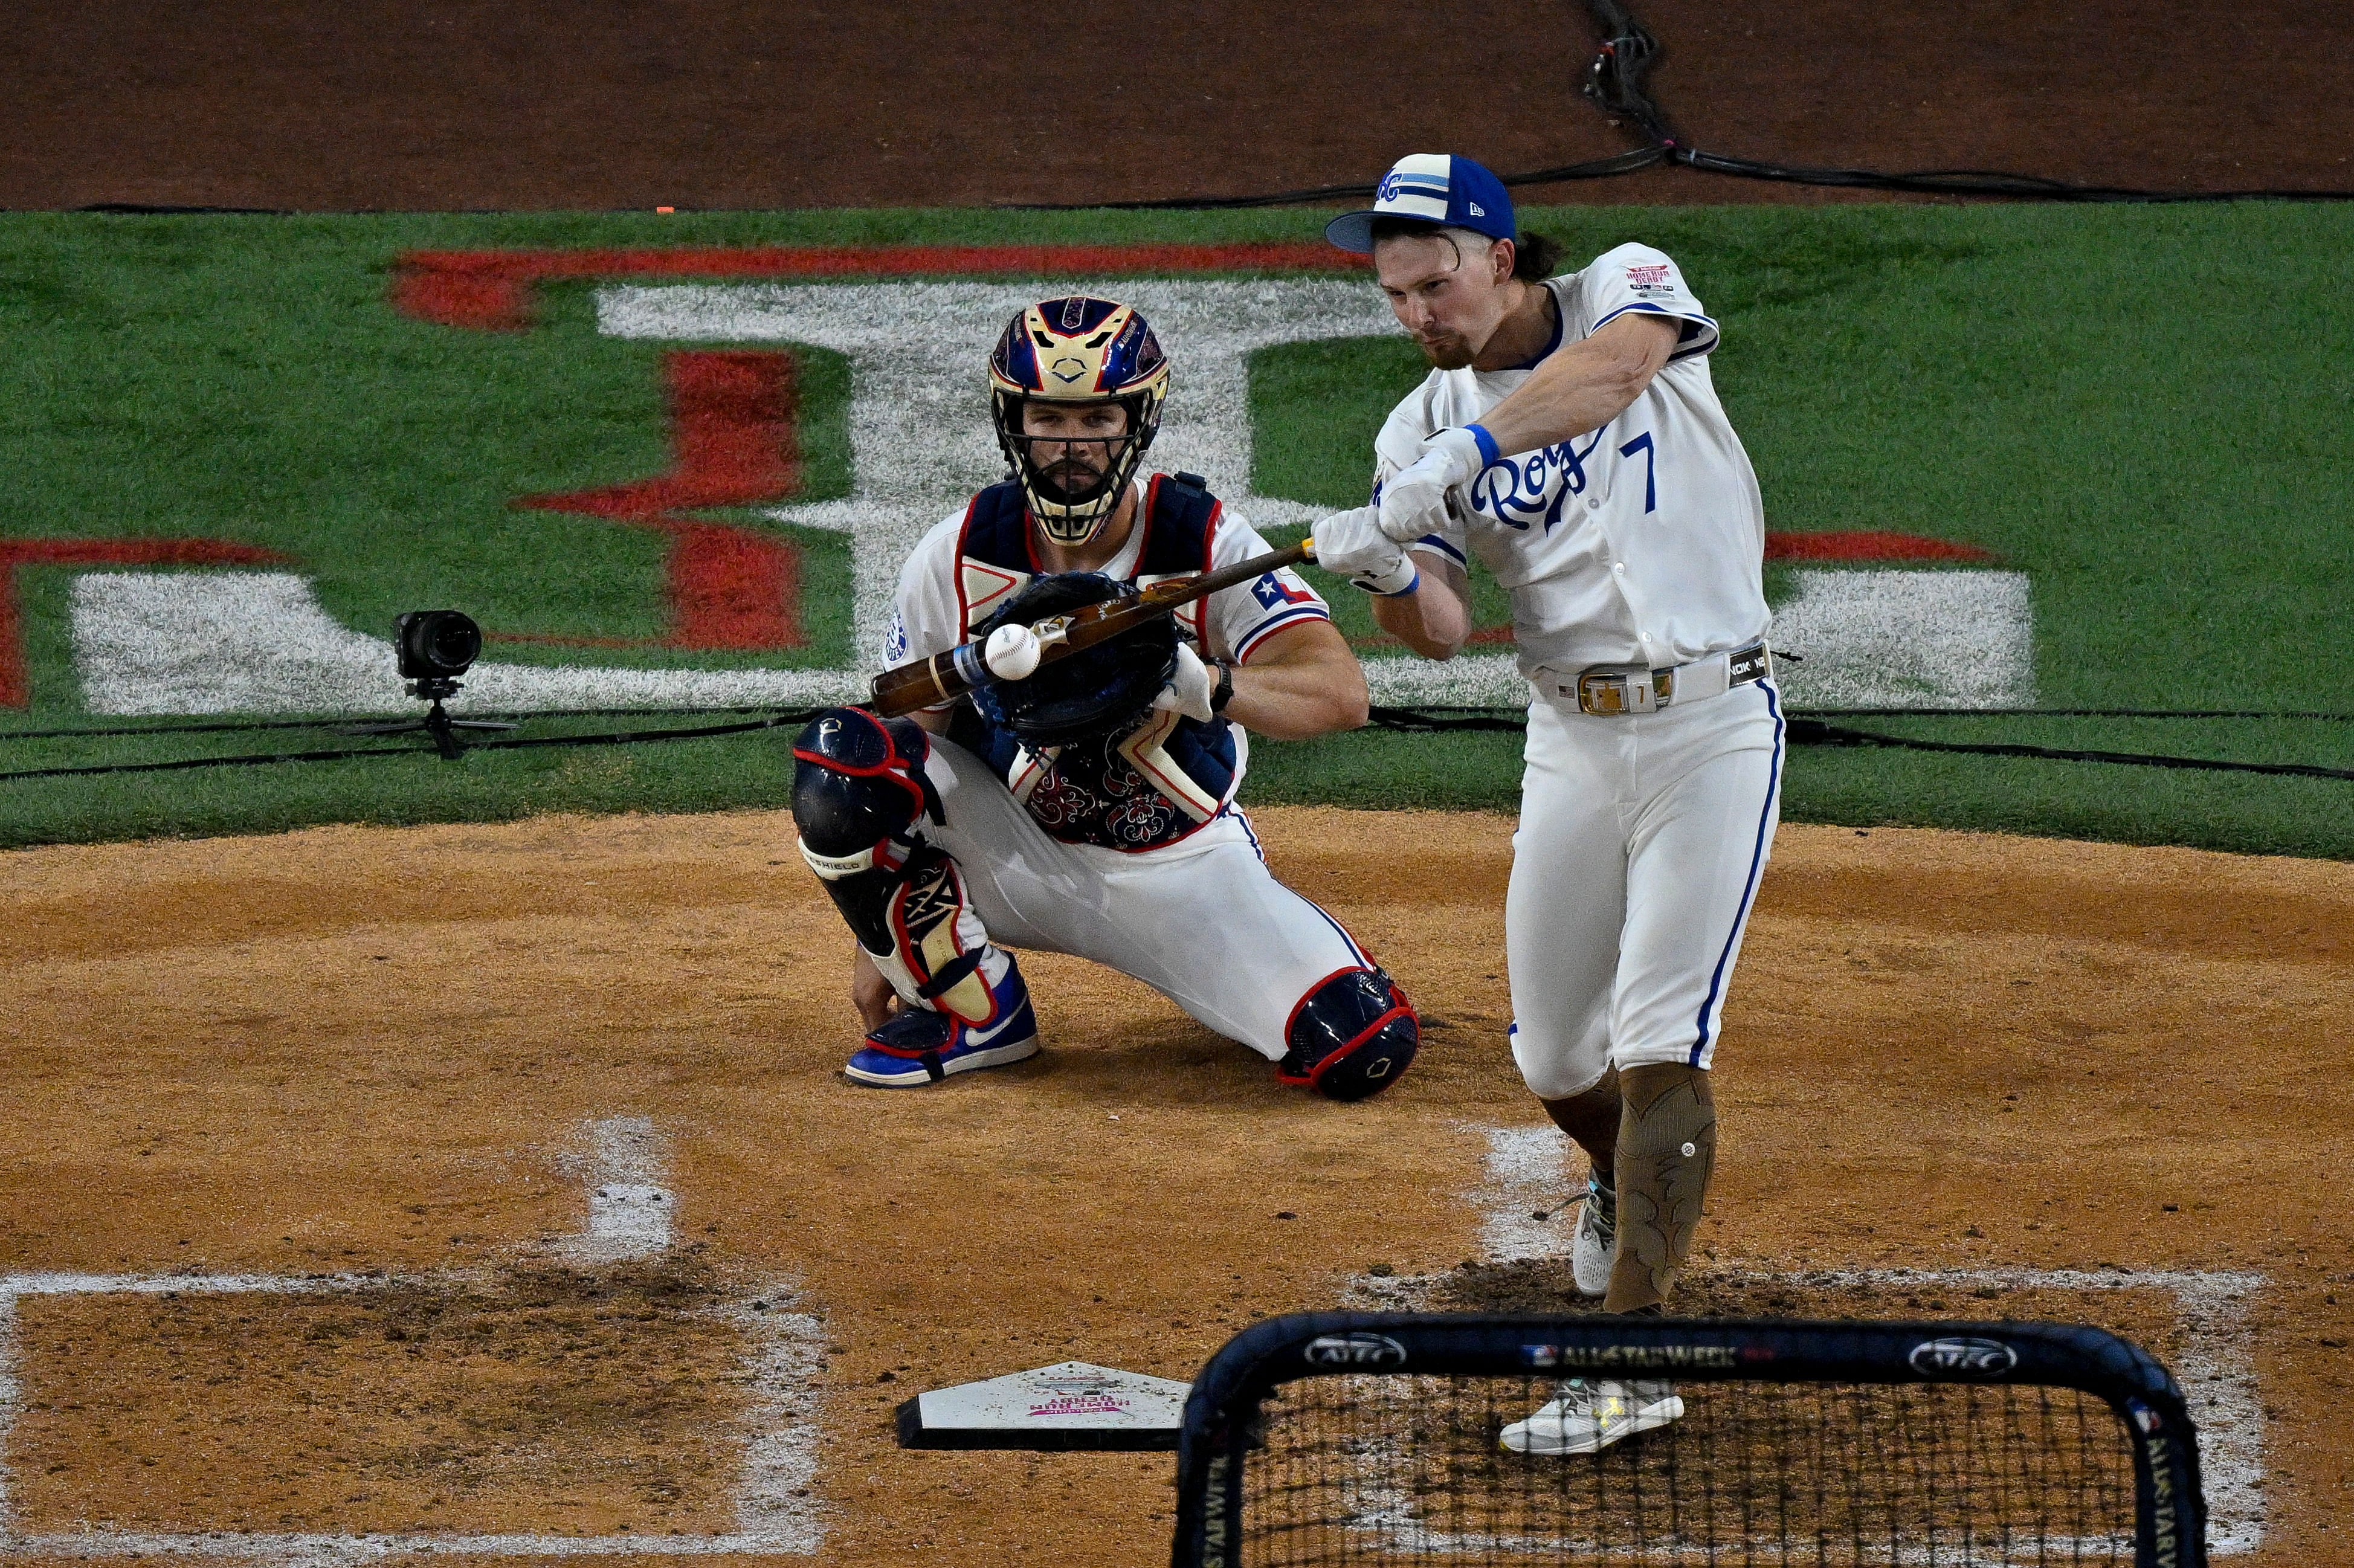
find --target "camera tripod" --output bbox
[343,676,515,760]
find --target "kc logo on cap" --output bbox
[1326,153,1518,254]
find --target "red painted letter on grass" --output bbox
[515,350,807,651]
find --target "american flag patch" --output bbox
[1627,263,1671,287]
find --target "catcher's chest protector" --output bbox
[952,475,1242,854]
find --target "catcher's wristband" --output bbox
[1209,659,1236,714]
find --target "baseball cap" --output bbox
[1324,153,1517,254]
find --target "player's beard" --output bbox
[1031,452,1112,506]
[1413,332,1477,370]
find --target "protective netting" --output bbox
[1240,1375,2138,1567]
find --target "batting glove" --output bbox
[1311,506,1420,597]
[1152,640,1218,723]
[1376,424,1497,543]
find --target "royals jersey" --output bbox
[884,473,1329,853]
[1378,243,1770,677]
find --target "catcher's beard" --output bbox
[1031,454,1111,506]
[1601,1063,1718,1314]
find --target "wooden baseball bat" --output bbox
[868,539,1315,718]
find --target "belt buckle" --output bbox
[1576,664,1667,715]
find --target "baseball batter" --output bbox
[1312,155,1783,1454]
[788,295,1419,1101]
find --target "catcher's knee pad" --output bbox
[789,709,1003,1027]
[1279,967,1419,1102]
[791,707,936,862]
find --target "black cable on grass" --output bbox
[1375,706,2354,724]
[1785,718,2354,782]
[0,709,824,783]
[0,717,382,742]
[0,743,436,782]
[6,703,2347,785]
[10,704,2343,745]
[1365,705,1532,734]
[1363,705,2354,781]
[0,706,825,743]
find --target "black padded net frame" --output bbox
[1171,1314,2205,1568]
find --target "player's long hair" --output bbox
[1511,231,1565,280]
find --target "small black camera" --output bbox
[393,609,482,688]
[343,609,512,759]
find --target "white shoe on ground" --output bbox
[1498,1378,1684,1456]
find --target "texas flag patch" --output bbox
[1252,572,1314,609]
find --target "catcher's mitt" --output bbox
[972,572,1176,748]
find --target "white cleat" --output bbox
[1500,1378,1685,1456]
[1570,1171,1617,1299]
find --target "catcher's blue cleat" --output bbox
[844,964,1039,1086]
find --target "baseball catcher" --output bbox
[788,295,1419,1099]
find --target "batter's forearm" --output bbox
[1369,572,1470,660]
[1470,315,1679,456]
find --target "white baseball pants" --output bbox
[1506,679,1785,1100]
[915,735,1370,1062]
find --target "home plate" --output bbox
[894,1360,1192,1451]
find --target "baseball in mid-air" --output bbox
[984,622,1043,680]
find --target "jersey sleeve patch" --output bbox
[1234,601,1329,664]
[1580,244,1717,357]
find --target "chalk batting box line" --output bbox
[0,1270,825,1560]
[0,1112,826,1561]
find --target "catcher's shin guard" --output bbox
[1279,967,1419,1101]
[790,707,1008,1027]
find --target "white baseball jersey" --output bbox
[1373,244,1784,1097]
[1378,243,1770,678]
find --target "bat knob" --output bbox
[983,623,1043,681]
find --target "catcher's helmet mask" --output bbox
[971,572,1178,749]
[989,297,1170,547]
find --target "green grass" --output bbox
[1,204,2350,854]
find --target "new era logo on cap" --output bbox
[1326,153,1517,255]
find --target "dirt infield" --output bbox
[7,1,2349,210]
[3,805,2348,1563]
